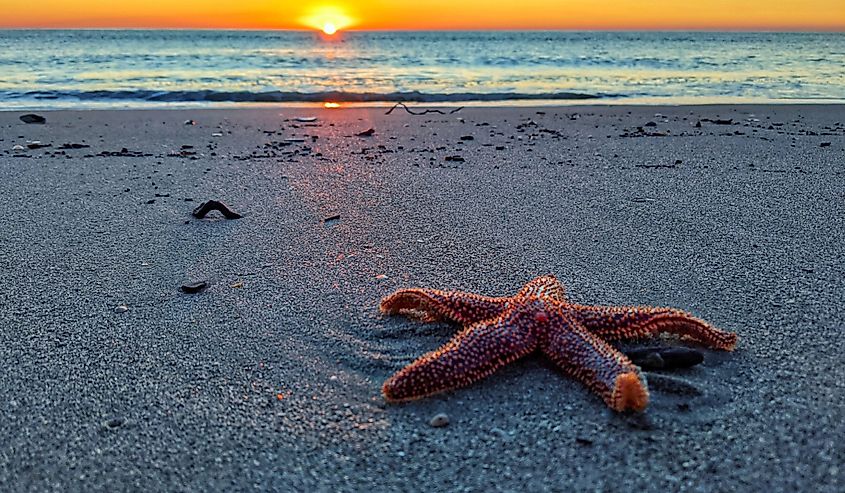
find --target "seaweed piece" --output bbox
[192,200,242,219]
[385,102,464,116]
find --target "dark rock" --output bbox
[58,143,90,149]
[180,281,208,293]
[460,135,475,140]
[495,146,506,151]
[184,119,196,125]
[192,200,243,219]
[694,120,702,128]
[356,128,375,137]
[20,114,46,124]
[575,437,593,446]
[26,142,51,149]
[820,142,831,147]
[324,214,341,225]
[445,155,465,162]
[638,352,665,369]
[644,121,657,127]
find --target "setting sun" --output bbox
[299,5,354,33]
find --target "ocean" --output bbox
[1,30,843,109]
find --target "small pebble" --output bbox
[102,417,124,430]
[114,305,129,313]
[429,413,449,428]
[180,281,208,293]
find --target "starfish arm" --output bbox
[380,288,509,325]
[517,275,567,301]
[541,313,649,412]
[382,309,538,402]
[570,304,738,351]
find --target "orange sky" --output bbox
[1,0,843,31]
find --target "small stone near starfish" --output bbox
[380,276,738,412]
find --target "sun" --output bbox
[299,5,354,34]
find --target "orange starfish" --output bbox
[380,276,738,412]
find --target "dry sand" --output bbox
[0,105,843,492]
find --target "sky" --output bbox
[1,0,843,31]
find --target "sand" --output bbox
[0,105,843,492]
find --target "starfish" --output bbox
[379,276,738,412]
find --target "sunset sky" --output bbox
[2,0,843,31]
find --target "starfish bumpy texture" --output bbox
[380,276,738,412]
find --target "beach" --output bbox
[1,105,843,491]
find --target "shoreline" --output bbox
[3,99,845,112]
[1,105,843,491]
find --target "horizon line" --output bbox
[2,27,844,33]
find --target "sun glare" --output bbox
[300,5,353,34]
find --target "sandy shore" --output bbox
[1,105,843,491]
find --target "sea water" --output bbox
[1,30,843,108]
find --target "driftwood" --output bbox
[385,102,464,116]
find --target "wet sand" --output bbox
[1,105,843,491]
